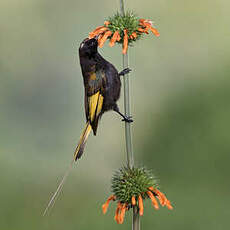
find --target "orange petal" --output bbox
[139,22,145,27]
[119,203,127,224]
[148,187,165,206]
[139,21,160,36]
[122,29,128,54]
[138,27,145,33]
[89,26,105,38]
[144,28,149,34]
[140,21,150,27]
[131,32,137,38]
[97,33,104,46]
[89,27,108,39]
[150,27,160,37]
[114,202,122,224]
[148,186,154,191]
[139,19,153,28]
[98,30,112,48]
[102,195,116,214]
[156,193,164,206]
[109,31,119,47]
[166,200,173,210]
[131,196,136,206]
[138,195,144,216]
[140,22,151,34]
[104,21,110,26]
[114,203,119,223]
[117,203,123,224]
[153,188,173,210]
[139,18,146,24]
[147,191,159,210]
[155,189,167,206]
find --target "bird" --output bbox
[76,36,132,161]
[43,36,131,216]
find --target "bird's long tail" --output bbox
[43,121,92,216]
[74,121,92,161]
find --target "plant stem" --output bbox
[120,0,134,169]
[119,1,140,230]
[133,206,140,230]
[122,53,134,168]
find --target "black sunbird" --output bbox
[75,36,132,160]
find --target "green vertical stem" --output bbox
[133,206,140,230]
[119,0,140,230]
[122,54,134,168]
[120,0,134,169]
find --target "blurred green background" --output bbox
[1,0,230,229]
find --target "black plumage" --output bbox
[75,37,132,160]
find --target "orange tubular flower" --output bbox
[89,26,108,39]
[149,27,160,37]
[157,190,167,206]
[104,21,110,26]
[148,187,173,210]
[139,19,160,37]
[114,203,119,223]
[98,30,112,48]
[119,203,127,224]
[114,202,122,224]
[138,195,144,216]
[89,26,104,38]
[166,200,173,210]
[131,32,137,38]
[102,195,116,214]
[131,196,136,206]
[138,27,145,33]
[109,31,120,47]
[122,29,128,54]
[147,191,159,210]
[149,187,165,205]
[143,28,149,34]
[102,188,172,224]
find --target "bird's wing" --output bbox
[88,91,104,122]
[85,68,106,134]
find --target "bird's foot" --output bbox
[119,68,132,76]
[122,116,133,123]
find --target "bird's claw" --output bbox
[119,68,132,76]
[122,116,133,123]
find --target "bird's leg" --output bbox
[118,68,132,77]
[113,106,133,123]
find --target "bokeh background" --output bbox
[1,0,230,229]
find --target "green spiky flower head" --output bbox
[111,166,158,204]
[102,166,173,223]
[107,11,142,44]
[88,11,160,53]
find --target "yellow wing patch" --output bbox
[96,94,104,117]
[88,92,104,122]
[89,72,97,80]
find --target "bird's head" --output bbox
[79,36,99,57]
